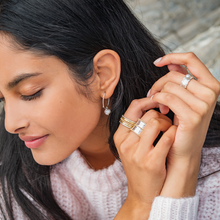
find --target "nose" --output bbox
[4,104,29,134]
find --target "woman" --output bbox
[0,0,219,219]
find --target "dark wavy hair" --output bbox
[0,0,219,219]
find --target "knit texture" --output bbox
[149,196,199,219]
[1,147,220,219]
[51,149,128,220]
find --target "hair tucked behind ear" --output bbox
[0,0,219,219]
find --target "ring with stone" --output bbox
[180,74,194,89]
[120,115,136,129]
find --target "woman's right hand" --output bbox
[113,98,177,219]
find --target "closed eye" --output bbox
[21,89,43,101]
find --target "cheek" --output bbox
[34,92,102,145]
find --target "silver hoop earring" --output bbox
[102,93,111,115]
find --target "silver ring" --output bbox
[180,74,194,89]
[131,125,142,137]
[136,119,146,129]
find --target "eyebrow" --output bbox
[7,72,42,90]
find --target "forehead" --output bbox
[0,35,69,87]
[0,35,44,69]
[0,36,38,74]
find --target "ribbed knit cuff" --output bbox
[148,195,199,220]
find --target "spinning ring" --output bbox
[130,119,146,137]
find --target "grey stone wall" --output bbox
[125,0,220,100]
[126,0,220,50]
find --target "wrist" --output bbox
[116,197,152,220]
[161,156,201,198]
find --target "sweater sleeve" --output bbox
[148,195,199,220]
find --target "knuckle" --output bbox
[148,118,160,129]
[186,52,197,60]
[144,160,154,172]
[146,109,160,119]
[202,86,219,106]
[191,113,202,126]
[199,101,209,116]
[167,71,177,78]
[164,93,173,102]
[130,99,141,108]
[119,140,132,156]
[146,159,162,174]
[161,135,173,145]
[131,155,141,166]
[164,81,175,91]
[208,89,217,103]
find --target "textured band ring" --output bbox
[120,118,135,129]
[121,115,136,125]
[180,74,194,89]
[131,125,143,137]
[120,115,136,129]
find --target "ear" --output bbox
[93,49,121,99]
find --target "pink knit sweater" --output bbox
[2,147,220,219]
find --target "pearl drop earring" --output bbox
[102,93,111,115]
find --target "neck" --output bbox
[78,114,116,170]
[79,146,116,170]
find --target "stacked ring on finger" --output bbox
[131,119,146,137]
[119,115,136,129]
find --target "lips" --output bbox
[19,135,49,149]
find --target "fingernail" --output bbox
[147,89,151,97]
[150,95,154,100]
[153,57,162,65]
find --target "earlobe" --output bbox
[93,49,121,99]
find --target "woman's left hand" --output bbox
[148,52,220,198]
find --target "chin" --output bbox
[31,150,68,166]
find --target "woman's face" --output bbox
[0,36,103,165]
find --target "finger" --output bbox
[152,92,198,124]
[135,118,172,155]
[118,98,159,135]
[161,82,210,115]
[115,98,160,147]
[149,71,217,105]
[168,64,188,75]
[142,109,172,124]
[158,104,170,115]
[149,64,188,113]
[154,52,219,93]
[153,125,177,162]
[120,110,172,151]
[129,117,172,159]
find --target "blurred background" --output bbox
[125,0,220,88]
[0,0,219,111]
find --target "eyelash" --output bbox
[21,90,43,101]
[0,90,43,102]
